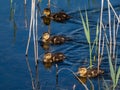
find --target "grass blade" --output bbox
[106,43,115,85]
[85,11,90,44]
[115,66,120,86]
[80,11,90,44]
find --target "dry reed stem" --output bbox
[98,0,104,72]
[48,0,50,8]
[113,16,116,59]
[101,32,105,61]
[107,0,120,23]
[25,0,35,55]
[107,0,112,56]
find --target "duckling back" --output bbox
[87,68,104,78]
[52,53,66,62]
[52,12,71,22]
[43,52,66,63]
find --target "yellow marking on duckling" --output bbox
[78,67,87,77]
[43,53,52,63]
[42,32,50,43]
[43,8,51,16]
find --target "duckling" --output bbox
[43,52,66,63]
[42,32,70,45]
[43,8,71,22]
[77,67,104,78]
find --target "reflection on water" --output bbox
[9,0,17,42]
[24,3,28,29]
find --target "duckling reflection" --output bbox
[77,67,104,78]
[43,8,71,23]
[41,32,71,45]
[43,62,52,69]
[78,77,87,84]
[42,16,51,25]
[40,43,50,50]
[43,52,66,63]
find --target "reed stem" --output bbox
[98,0,104,72]
[107,0,112,56]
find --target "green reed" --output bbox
[80,10,99,68]
[106,44,120,90]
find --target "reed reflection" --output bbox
[26,56,40,90]
[9,0,17,42]
[24,1,28,29]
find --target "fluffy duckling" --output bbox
[42,32,70,45]
[77,67,104,78]
[43,52,66,63]
[43,8,71,22]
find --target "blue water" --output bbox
[0,0,120,90]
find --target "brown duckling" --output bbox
[43,52,66,63]
[77,67,104,78]
[42,32,70,45]
[43,8,71,22]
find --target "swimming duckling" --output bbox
[77,67,104,78]
[43,8,71,22]
[42,32,70,45]
[43,52,66,63]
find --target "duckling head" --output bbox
[43,52,52,63]
[78,67,87,77]
[42,32,50,43]
[43,8,51,16]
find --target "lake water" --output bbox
[0,0,120,90]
